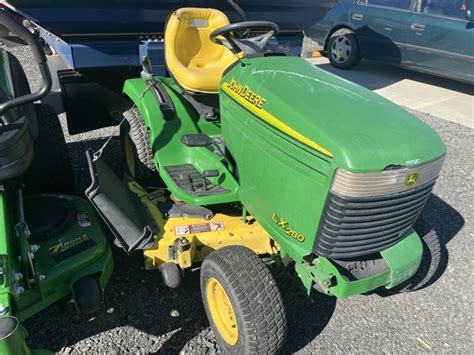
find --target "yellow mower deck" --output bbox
[128,182,279,270]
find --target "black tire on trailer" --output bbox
[23,104,75,194]
[120,107,161,187]
[201,246,287,354]
[327,28,361,69]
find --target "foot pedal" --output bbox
[181,134,211,147]
[165,164,229,196]
[167,203,214,220]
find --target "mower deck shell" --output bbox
[0,194,113,322]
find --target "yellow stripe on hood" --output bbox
[221,82,333,158]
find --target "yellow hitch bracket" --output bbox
[175,235,196,269]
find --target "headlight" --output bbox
[331,157,445,198]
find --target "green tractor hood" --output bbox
[221,56,446,172]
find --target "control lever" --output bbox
[202,169,220,191]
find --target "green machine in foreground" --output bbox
[0,10,113,353]
[84,7,446,354]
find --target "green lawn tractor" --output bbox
[0,10,113,354]
[85,7,446,354]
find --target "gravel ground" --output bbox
[6,46,473,354]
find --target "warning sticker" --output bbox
[77,212,92,228]
[174,222,225,235]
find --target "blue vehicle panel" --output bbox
[7,0,335,35]
[6,0,336,70]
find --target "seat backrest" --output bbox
[164,8,238,94]
[0,50,36,182]
[424,0,446,13]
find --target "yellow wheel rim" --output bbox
[124,134,136,177]
[206,277,239,345]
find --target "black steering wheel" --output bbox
[210,21,279,55]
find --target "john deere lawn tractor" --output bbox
[0,9,113,353]
[86,7,446,354]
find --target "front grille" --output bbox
[313,180,436,259]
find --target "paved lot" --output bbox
[308,57,474,129]
[7,46,474,353]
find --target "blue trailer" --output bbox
[2,0,335,134]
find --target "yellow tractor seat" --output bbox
[164,8,238,94]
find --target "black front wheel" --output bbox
[327,29,361,69]
[73,277,102,314]
[378,228,442,296]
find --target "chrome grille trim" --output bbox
[331,157,445,198]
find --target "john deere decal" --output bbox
[227,79,266,109]
[405,172,419,186]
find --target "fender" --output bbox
[123,77,240,205]
[122,78,169,129]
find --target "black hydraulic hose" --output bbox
[0,9,52,118]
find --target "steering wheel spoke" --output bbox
[210,21,279,56]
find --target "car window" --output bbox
[421,0,470,19]
[358,0,413,10]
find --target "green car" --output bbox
[306,0,474,83]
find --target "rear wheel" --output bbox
[120,107,161,187]
[327,29,360,69]
[201,246,287,354]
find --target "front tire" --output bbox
[327,29,360,69]
[379,229,441,296]
[201,246,287,354]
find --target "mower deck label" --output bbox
[77,212,92,228]
[174,222,225,236]
[49,234,97,263]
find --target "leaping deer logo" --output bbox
[405,173,419,186]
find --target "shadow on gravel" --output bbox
[25,245,211,353]
[379,193,464,296]
[279,278,337,353]
[24,244,337,354]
